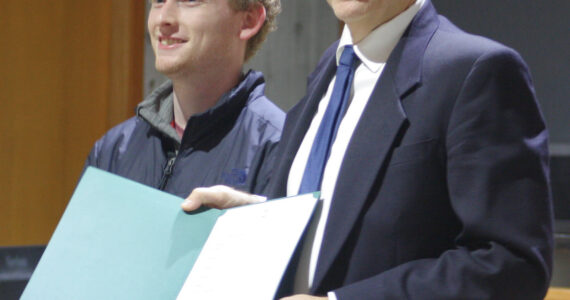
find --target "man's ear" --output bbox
[239,3,266,41]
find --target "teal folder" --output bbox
[21,167,224,299]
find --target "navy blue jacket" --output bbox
[85,71,284,198]
[270,2,553,299]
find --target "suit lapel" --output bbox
[311,2,440,292]
[311,65,408,292]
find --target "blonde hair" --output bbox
[230,0,281,61]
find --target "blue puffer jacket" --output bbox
[85,70,284,198]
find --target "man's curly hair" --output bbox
[230,0,281,61]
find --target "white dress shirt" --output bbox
[287,0,425,296]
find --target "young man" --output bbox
[184,0,553,299]
[85,0,284,197]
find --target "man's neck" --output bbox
[348,0,415,43]
[170,66,242,130]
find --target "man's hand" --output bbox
[280,295,328,300]
[181,185,266,211]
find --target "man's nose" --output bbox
[158,0,179,32]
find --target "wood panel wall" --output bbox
[0,1,144,245]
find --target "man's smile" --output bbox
[158,36,188,48]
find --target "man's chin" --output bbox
[154,62,185,77]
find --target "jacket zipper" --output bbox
[158,150,178,190]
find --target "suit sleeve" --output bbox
[333,49,553,299]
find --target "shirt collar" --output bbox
[337,0,426,73]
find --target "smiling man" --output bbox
[183,0,554,299]
[84,0,284,198]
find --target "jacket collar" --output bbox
[387,0,438,98]
[137,70,266,148]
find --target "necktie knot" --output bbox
[339,45,358,68]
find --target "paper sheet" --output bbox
[177,193,318,300]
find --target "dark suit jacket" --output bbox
[267,1,553,299]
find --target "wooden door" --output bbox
[0,1,144,245]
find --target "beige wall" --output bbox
[0,1,144,245]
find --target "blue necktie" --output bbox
[298,45,359,194]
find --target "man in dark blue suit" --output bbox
[184,0,553,298]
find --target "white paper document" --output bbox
[177,193,319,300]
